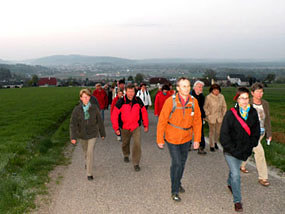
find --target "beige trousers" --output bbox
[79,138,96,176]
[241,135,268,180]
[208,122,222,148]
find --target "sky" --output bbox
[0,0,285,60]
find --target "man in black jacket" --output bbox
[190,80,207,154]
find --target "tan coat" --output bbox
[204,93,227,124]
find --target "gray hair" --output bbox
[193,80,205,88]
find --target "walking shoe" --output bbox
[198,148,207,155]
[171,194,181,202]
[134,165,140,171]
[227,185,233,194]
[188,147,191,151]
[179,186,185,193]
[87,176,93,181]
[210,147,215,152]
[234,202,243,212]
[117,136,122,141]
[124,157,129,163]
[214,143,219,149]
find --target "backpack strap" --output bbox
[169,94,177,119]
[231,108,251,136]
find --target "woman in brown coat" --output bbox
[204,84,227,151]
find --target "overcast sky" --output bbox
[1,0,285,60]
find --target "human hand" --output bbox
[157,143,164,149]
[193,142,199,150]
[101,137,105,140]
[115,130,120,135]
[71,139,77,144]
[268,136,272,141]
[144,127,149,132]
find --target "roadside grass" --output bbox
[0,87,81,213]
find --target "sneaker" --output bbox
[210,147,215,152]
[234,202,243,212]
[134,165,140,172]
[198,148,207,155]
[171,194,181,202]
[117,136,122,141]
[124,157,129,163]
[179,186,185,193]
[87,176,93,181]
[214,143,219,149]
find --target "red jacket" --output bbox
[93,89,108,110]
[111,96,149,132]
[154,91,171,116]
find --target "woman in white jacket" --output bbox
[136,83,152,110]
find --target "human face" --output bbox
[118,91,123,98]
[194,83,203,95]
[141,85,146,91]
[212,89,220,96]
[237,93,249,109]
[80,93,91,105]
[126,88,135,100]
[177,79,191,98]
[251,89,263,101]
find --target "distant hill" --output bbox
[0,63,53,76]
[25,55,135,66]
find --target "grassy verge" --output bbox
[0,87,81,213]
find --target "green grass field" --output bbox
[0,85,284,213]
[0,87,81,213]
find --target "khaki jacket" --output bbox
[204,93,227,124]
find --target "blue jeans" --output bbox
[224,154,242,203]
[166,141,190,194]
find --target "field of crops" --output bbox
[0,87,81,213]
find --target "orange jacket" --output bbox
[156,94,202,145]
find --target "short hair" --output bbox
[119,79,125,84]
[193,80,205,88]
[140,83,146,87]
[251,82,264,92]
[126,83,135,90]
[176,77,190,87]
[79,89,91,97]
[209,84,221,93]
[233,87,250,101]
[117,89,124,94]
[162,84,170,91]
[95,83,101,87]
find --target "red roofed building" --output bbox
[38,77,57,87]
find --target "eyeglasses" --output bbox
[238,97,249,100]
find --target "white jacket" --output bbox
[136,90,152,106]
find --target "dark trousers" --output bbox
[200,123,206,149]
[166,141,190,194]
[121,127,141,165]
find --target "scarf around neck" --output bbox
[239,104,250,120]
[82,102,91,120]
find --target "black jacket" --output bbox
[70,102,106,140]
[191,90,205,119]
[220,105,260,161]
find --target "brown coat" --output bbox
[204,93,227,124]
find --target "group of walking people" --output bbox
[69,77,272,212]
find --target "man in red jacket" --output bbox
[154,84,171,117]
[111,84,149,171]
[93,83,108,121]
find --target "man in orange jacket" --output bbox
[157,77,202,202]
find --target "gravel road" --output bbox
[34,109,285,214]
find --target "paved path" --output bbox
[35,110,285,214]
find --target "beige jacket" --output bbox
[204,93,227,124]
